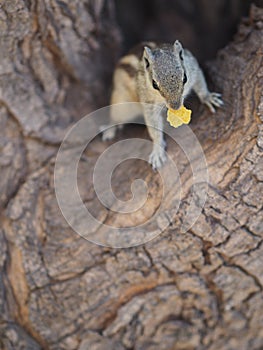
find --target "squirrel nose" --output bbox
[169,101,181,110]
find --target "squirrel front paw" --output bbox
[100,125,117,141]
[149,144,167,170]
[203,93,224,113]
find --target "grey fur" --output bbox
[102,40,223,169]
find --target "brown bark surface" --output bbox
[0,1,263,350]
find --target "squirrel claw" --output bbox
[203,92,224,113]
[149,145,167,170]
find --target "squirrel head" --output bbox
[143,40,187,110]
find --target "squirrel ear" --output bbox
[144,46,154,62]
[173,40,183,54]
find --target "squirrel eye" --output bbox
[179,50,184,60]
[183,73,187,84]
[144,58,149,68]
[152,80,159,90]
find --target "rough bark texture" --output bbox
[0,1,263,350]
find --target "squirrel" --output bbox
[101,40,223,169]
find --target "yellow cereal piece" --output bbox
[167,106,192,128]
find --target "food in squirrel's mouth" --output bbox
[167,105,192,128]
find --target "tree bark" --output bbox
[0,2,263,350]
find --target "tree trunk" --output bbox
[0,1,263,350]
